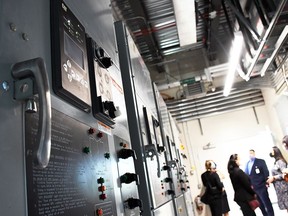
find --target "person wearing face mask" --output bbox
[266,146,288,212]
[244,149,274,216]
[228,154,257,216]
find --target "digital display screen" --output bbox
[64,32,84,69]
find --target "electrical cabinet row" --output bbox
[0,0,194,216]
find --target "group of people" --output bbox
[199,135,288,216]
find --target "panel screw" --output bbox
[20,83,29,93]
[9,23,17,32]
[22,33,29,41]
[1,81,10,91]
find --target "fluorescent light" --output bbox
[172,0,197,47]
[154,19,175,28]
[223,32,244,96]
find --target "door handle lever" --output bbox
[12,58,51,168]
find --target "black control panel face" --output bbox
[25,109,116,216]
[86,37,116,127]
[51,0,91,111]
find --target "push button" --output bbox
[98,185,106,192]
[99,193,107,200]
[96,208,103,216]
[83,146,90,154]
[97,177,105,184]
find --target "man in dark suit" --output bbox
[245,149,274,216]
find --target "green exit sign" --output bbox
[180,77,196,85]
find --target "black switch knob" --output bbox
[167,190,175,195]
[103,101,116,119]
[118,149,137,160]
[181,187,186,191]
[120,173,139,184]
[162,165,171,171]
[163,177,173,183]
[179,179,184,183]
[157,145,165,153]
[125,198,143,210]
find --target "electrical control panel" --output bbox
[0,0,194,215]
[142,107,173,208]
[166,136,183,197]
[25,109,117,216]
[51,0,91,112]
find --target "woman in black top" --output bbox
[201,160,224,216]
[228,154,256,216]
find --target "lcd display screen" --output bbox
[64,32,84,69]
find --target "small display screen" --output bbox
[64,32,84,69]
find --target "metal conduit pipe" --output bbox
[171,96,264,116]
[167,91,263,112]
[174,101,265,122]
[172,99,265,120]
[168,93,263,114]
[169,95,264,115]
[166,88,260,105]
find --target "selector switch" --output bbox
[120,173,139,184]
[162,165,171,171]
[163,177,173,183]
[125,198,143,210]
[118,149,137,160]
[167,190,175,195]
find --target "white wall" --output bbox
[178,102,284,215]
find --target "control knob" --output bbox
[120,173,139,184]
[163,177,173,183]
[118,149,137,160]
[125,198,143,210]
[167,190,175,195]
[162,165,171,171]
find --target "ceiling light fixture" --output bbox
[223,32,244,97]
[172,0,197,47]
[154,19,175,28]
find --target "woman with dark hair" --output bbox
[266,146,288,212]
[227,154,257,216]
[201,160,224,216]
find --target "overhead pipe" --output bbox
[225,0,261,42]
[253,0,269,27]
[244,0,287,80]
[221,0,234,37]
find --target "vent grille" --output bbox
[183,81,206,98]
